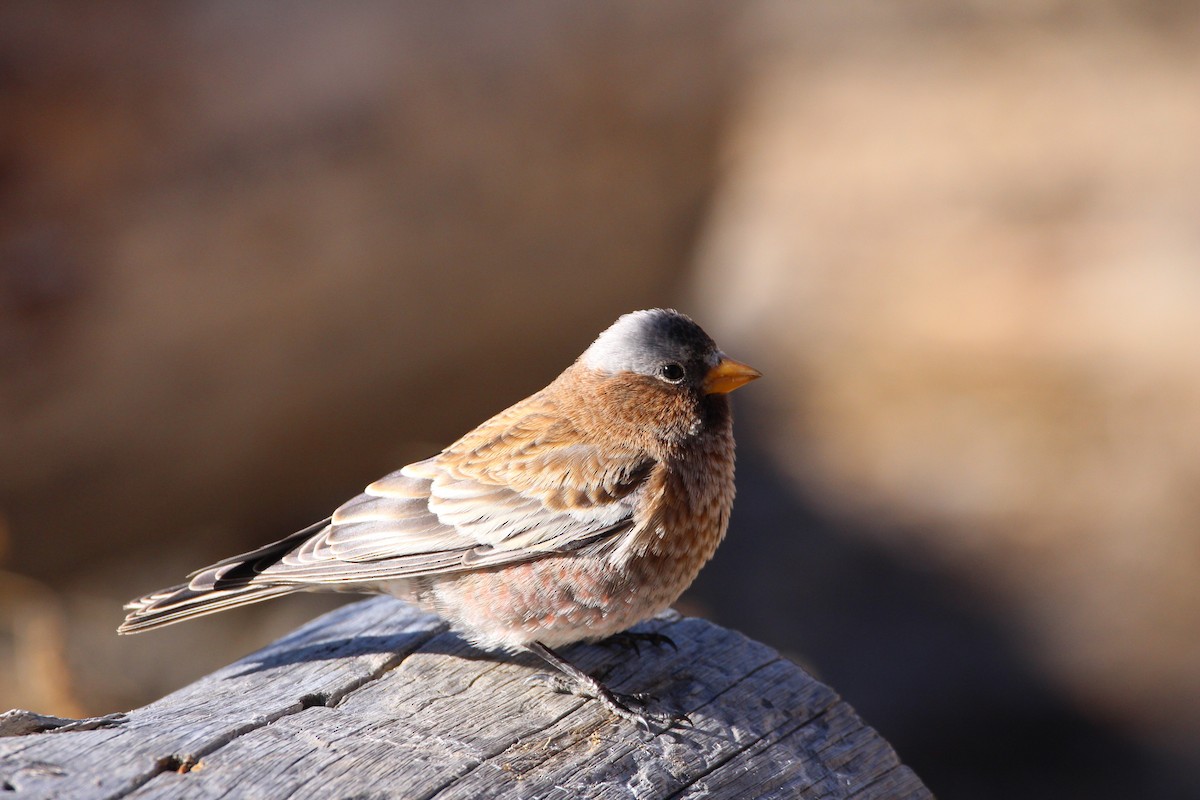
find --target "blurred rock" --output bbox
[0,0,734,710]
[0,570,82,717]
[0,1,734,574]
[5,2,1200,797]
[696,0,1200,769]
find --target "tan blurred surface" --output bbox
[697,0,1200,767]
[3,2,1200,797]
[0,0,734,725]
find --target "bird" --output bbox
[119,308,760,729]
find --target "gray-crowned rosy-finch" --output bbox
[120,309,760,728]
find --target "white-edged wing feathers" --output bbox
[183,393,655,592]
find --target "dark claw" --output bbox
[584,686,678,733]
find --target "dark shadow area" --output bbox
[236,615,694,686]
[230,611,804,749]
[687,426,1197,800]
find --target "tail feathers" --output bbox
[117,582,298,634]
[184,520,329,587]
[119,520,332,634]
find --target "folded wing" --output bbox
[119,393,655,633]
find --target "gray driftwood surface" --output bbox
[0,597,931,799]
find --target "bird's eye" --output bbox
[658,363,685,383]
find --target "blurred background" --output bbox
[2,1,1198,796]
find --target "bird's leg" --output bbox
[603,630,678,655]
[524,641,680,732]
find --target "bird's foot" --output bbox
[526,671,685,732]
[525,640,688,732]
[603,630,678,655]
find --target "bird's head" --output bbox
[573,309,761,445]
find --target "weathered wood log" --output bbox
[0,598,931,799]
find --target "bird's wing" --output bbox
[189,393,655,590]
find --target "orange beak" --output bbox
[702,356,762,395]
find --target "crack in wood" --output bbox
[653,656,842,799]
[109,622,447,799]
[850,765,916,799]
[0,599,931,799]
[416,702,591,800]
[663,704,835,800]
[422,635,793,799]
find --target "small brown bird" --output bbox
[120,309,760,728]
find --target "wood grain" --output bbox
[0,598,931,799]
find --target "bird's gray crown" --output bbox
[581,309,717,377]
